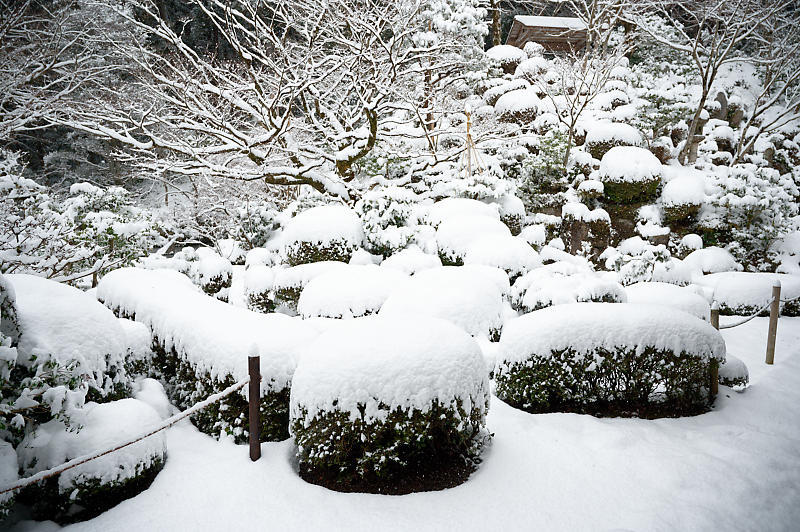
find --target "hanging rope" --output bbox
[718,297,776,329]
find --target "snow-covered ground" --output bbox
[10,316,800,532]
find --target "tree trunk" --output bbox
[678,89,709,165]
[491,0,502,46]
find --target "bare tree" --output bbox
[625,0,795,164]
[60,0,484,201]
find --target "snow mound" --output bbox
[283,205,364,263]
[425,197,499,227]
[436,215,511,264]
[485,45,527,64]
[694,272,800,315]
[598,146,662,183]
[8,274,125,374]
[624,282,710,321]
[244,265,274,296]
[514,57,549,78]
[518,271,626,312]
[683,247,742,274]
[499,303,726,366]
[297,264,408,319]
[290,315,488,424]
[519,224,547,247]
[272,261,348,298]
[585,121,643,147]
[380,266,506,338]
[17,398,166,493]
[97,267,316,386]
[464,235,541,278]
[495,89,540,116]
[661,175,705,206]
[718,354,749,387]
[681,234,704,251]
[380,246,442,275]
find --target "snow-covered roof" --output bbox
[514,15,587,30]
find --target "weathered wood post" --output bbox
[710,302,719,397]
[248,354,261,461]
[765,280,781,365]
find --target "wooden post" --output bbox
[710,302,719,397]
[248,355,261,461]
[765,280,781,365]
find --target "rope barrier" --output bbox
[0,377,249,496]
[718,297,776,329]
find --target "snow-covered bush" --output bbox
[463,235,541,280]
[425,197,500,227]
[661,175,705,223]
[436,215,511,265]
[17,398,166,523]
[495,89,540,124]
[495,303,726,417]
[290,316,489,493]
[0,441,16,518]
[297,265,407,319]
[698,165,798,270]
[694,272,800,316]
[194,247,233,301]
[485,44,527,74]
[380,246,442,275]
[272,261,348,313]
[513,269,626,313]
[283,205,364,266]
[584,122,643,160]
[0,153,167,284]
[3,274,130,443]
[682,247,742,274]
[602,237,690,286]
[97,268,317,442]
[356,186,418,257]
[624,282,710,321]
[118,318,154,377]
[597,146,662,204]
[718,354,749,389]
[380,266,507,339]
[244,265,275,313]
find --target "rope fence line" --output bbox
[0,377,250,497]
[717,297,776,329]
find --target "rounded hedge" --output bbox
[495,303,726,418]
[290,316,490,494]
[283,205,364,266]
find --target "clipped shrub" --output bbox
[598,146,662,204]
[195,247,233,302]
[485,44,527,74]
[585,122,643,160]
[495,303,726,417]
[0,442,16,519]
[283,205,364,266]
[356,186,419,257]
[17,398,166,524]
[436,215,511,266]
[494,89,539,124]
[660,175,704,223]
[272,261,348,313]
[290,316,490,494]
[244,265,275,314]
[624,282,710,321]
[97,268,317,443]
[513,270,626,313]
[693,272,800,317]
[718,354,749,388]
[463,235,541,281]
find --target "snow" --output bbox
[718,354,748,385]
[517,271,625,311]
[463,235,541,277]
[577,179,603,195]
[16,315,800,532]
[282,204,364,249]
[499,303,725,366]
[519,224,547,247]
[681,233,704,250]
[695,272,800,312]
[598,146,662,183]
[585,121,643,147]
[514,15,587,30]
[425,198,499,227]
[494,89,539,115]
[297,265,408,319]
[0,441,17,508]
[96,267,317,387]
[661,174,705,206]
[7,274,125,373]
[17,398,166,493]
[272,261,348,296]
[243,265,274,296]
[436,215,511,263]
[195,247,233,282]
[682,247,742,274]
[133,378,173,420]
[624,282,711,321]
[561,202,609,223]
[380,266,506,338]
[484,45,527,63]
[513,57,549,78]
[290,316,487,424]
[380,246,442,275]
[216,239,246,265]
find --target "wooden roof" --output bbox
[506,15,588,53]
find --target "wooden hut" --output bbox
[505,15,588,53]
